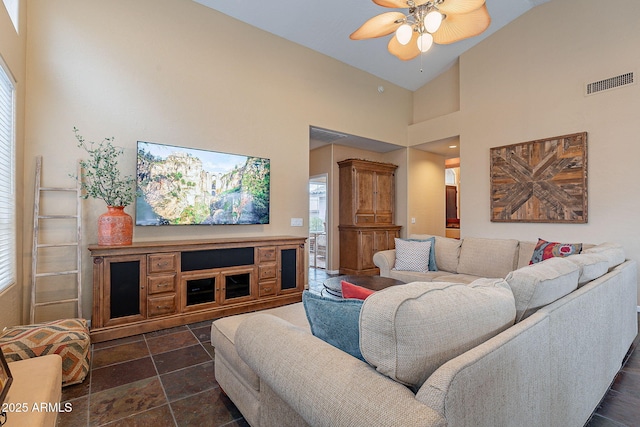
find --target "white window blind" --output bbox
[0,62,15,292]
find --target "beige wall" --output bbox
[413,0,640,305]
[407,63,459,238]
[407,148,445,236]
[23,0,412,321]
[0,0,26,328]
[412,60,459,124]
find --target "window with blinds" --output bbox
[0,62,15,292]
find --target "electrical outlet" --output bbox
[411,217,416,224]
[291,218,303,227]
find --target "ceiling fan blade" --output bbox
[388,31,420,60]
[373,0,410,8]
[437,0,486,15]
[350,12,406,40]
[433,4,491,44]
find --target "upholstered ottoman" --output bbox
[0,318,90,386]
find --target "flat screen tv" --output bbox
[136,141,270,226]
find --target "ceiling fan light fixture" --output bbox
[353,0,490,62]
[395,23,413,45]
[417,32,433,52]
[424,10,443,33]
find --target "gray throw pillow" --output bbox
[405,236,438,271]
[394,238,431,272]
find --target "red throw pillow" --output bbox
[529,238,582,264]
[341,280,375,300]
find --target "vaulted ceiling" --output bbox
[194,0,550,91]
[193,0,550,156]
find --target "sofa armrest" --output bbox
[416,313,552,427]
[373,249,396,277]
[236,314,445,427]
[4,354,62,427]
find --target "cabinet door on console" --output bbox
[220,266,256,304]
[278,245,303,293]
[102,255,146,327]
[180,271,220,313]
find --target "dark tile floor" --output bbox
[57,319,249,427]
[58,268,639,427]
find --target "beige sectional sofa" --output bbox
[210,236,638,427]
[3,354,62,427]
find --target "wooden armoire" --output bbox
[338,159,401,275]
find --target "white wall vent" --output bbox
[310,126,349,143]
[585,72,635,96]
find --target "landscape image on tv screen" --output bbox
[136,141,270,225]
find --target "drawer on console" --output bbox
[259,281,276,297]
[147,274,176,295]
[258,264,276,280]
[257,247,276,263]
[147,294,177,317]
[148,253,177,274]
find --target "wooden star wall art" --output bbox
[490,132,587,223]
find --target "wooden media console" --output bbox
[89,236,305,342]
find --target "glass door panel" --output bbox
[186,276,216,306]
[220,267,255,304]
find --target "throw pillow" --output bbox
[393,238,431,272]
[530,238,582,264]
[407,236,438,271]
[359,279,516,391]
[341,280,375,300]
[302,291,365,361]
[507,257,580,321]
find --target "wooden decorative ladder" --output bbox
[30,156,83,323]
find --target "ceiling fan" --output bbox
[350,0,491,61]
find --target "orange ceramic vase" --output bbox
[97,206,133,246]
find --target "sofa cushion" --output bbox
[211,302,310,393]
[529,238,582,264]
[388,269,443,283]
[302,291,364,361]
[582,242,625,269]
[517,241,537,269]
[432,273,483,284]
[565,253,609,287]
[341,280,375,300]
[359,279,516,391]
[456,237,519,278]
[506,257,580,322]
[410,234,461,272]
[393,238,432,272]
